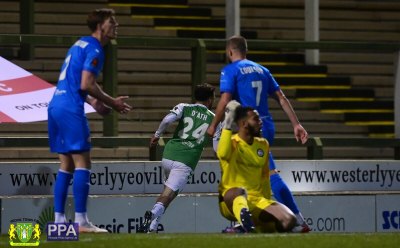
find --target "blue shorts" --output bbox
[48,106,91,153]
[261,116,275,145]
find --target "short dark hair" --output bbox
[227,35,248,54]
[194,83,215,101]
[234,106,254,123]
[87,8,115,32]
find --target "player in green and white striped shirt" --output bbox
[137,83,216,233]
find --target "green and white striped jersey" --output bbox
[163,103,214,170]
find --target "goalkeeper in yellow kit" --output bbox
[217,100,296,233]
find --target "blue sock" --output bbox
[270,173,300,214]
[73,168,90,213]
[54,170,73,213]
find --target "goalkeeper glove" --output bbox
[224,100,241,130]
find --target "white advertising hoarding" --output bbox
[1,194,393,234]
[296,195,376,232]
[0,162,221,195]
[376,195,400,232]
[0,195,229,234]
[278,160,400,191]
[0,161,399,196]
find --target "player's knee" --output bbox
[223,187,247,208]
[225,187,246,200]
[282,214,296,232]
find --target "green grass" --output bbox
[1,233,400,248]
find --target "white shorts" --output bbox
[162,158,193,193]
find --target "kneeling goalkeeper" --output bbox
[217,101,296,233]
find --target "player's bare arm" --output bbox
[86,96,111,116]
[207,92,232,136]
[81,70,132,114]
[272,89,308,144]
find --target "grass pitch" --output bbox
[1,233,399,248]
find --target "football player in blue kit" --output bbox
[207,35,310,232]
[48,8,132,233]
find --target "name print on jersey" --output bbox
[239,66,264,75]
[191,110,209,121]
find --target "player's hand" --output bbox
[112,96,132,114]
[294,124,308,144]
[206,125,216,137]
[224,100,241,129]
[150,136,160,147]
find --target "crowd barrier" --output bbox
[0,160,399,233]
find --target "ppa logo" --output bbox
[47,223,79,241]
[382,211,400,229]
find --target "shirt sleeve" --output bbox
[154,112,180,138]
[83,45,103,76]
[154,104,183,137]
[261,141,272,199]
[212,122,223,152]
[170,103,185,118]
[217,129,233,161]
[219,65,236,94]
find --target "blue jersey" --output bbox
[220,59,280,144]
[48,36,104,153]
[49,36,104,110]
[220,59,280,119]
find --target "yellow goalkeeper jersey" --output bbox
[217,129,271,199]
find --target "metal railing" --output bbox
[1,34,400,160]
[1,35,400,135]
[0,136,399,160]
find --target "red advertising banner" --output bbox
[0,56,94,123]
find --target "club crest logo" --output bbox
[257,148,264,157]
[9,222,41,246]
[91,58,98,67]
